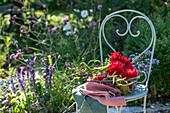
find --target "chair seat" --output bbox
[124,84,148,102]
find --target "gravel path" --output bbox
[109,102,170,113]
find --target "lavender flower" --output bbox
[145,50,152,55]
[21,71,26,91]
[26,68,31,90]
[44,66,49,86]
[66,12,69,15]
[49,67,53,88]
[52,66,56,71]
[90,21,97,27]
[17,71,25,91]
[10,74,16,94]
[12,21,16,25]
[29,61,34,67]
[98,5,102,10]
[30,69,35,90]
[10,53,15,59]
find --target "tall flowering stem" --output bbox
[26,68,31,91]
[10,74,16,94]
[17,71,25,91]
[30,69,35,91]
[44,66,49,87]
[49,66,53,88]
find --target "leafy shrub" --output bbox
[122,13,170,102]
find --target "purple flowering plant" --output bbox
[129,50,159,74]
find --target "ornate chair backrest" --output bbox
[99,9,156,87]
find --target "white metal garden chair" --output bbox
[99,9,156,113]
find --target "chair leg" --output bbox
[107,105,109,113]
[76,102,78,113]
[143,95,147,113]
[115,106,122,113]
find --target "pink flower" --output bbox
[15,52,22,60]
[62,17,69,22]
[44,58,47,61]
[29,21,32,24]
[43,9,48,14]
[17,49,21,52]
[12,15,17,19]
[52,27,57,32]
[60,38,62,42]
[98,5,102,10]
[45,23,50,27]
[14,40,18,45]
[33,56,37,62]
[58,55,61,59]
[27,34,30,37]
[65,62,70,67]
[164,2,168,5]
[10,54,15,59]
[20,33,22,37]
[20,26,24,30]
[71,1,74,5]
[20,30,23,32]
[20,66,25,74]
[21,7,24,10]
[72,31,76,35]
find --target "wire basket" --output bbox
[87,75,140,95]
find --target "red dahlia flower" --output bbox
[109,51,122,62]
[123,68,138,80]
[108,61,125,76]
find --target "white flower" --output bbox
[63,22,72,31]
[73,9,80,12]
[89,9,93,12]
[81,10,88,18]
[65,31,72,36]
